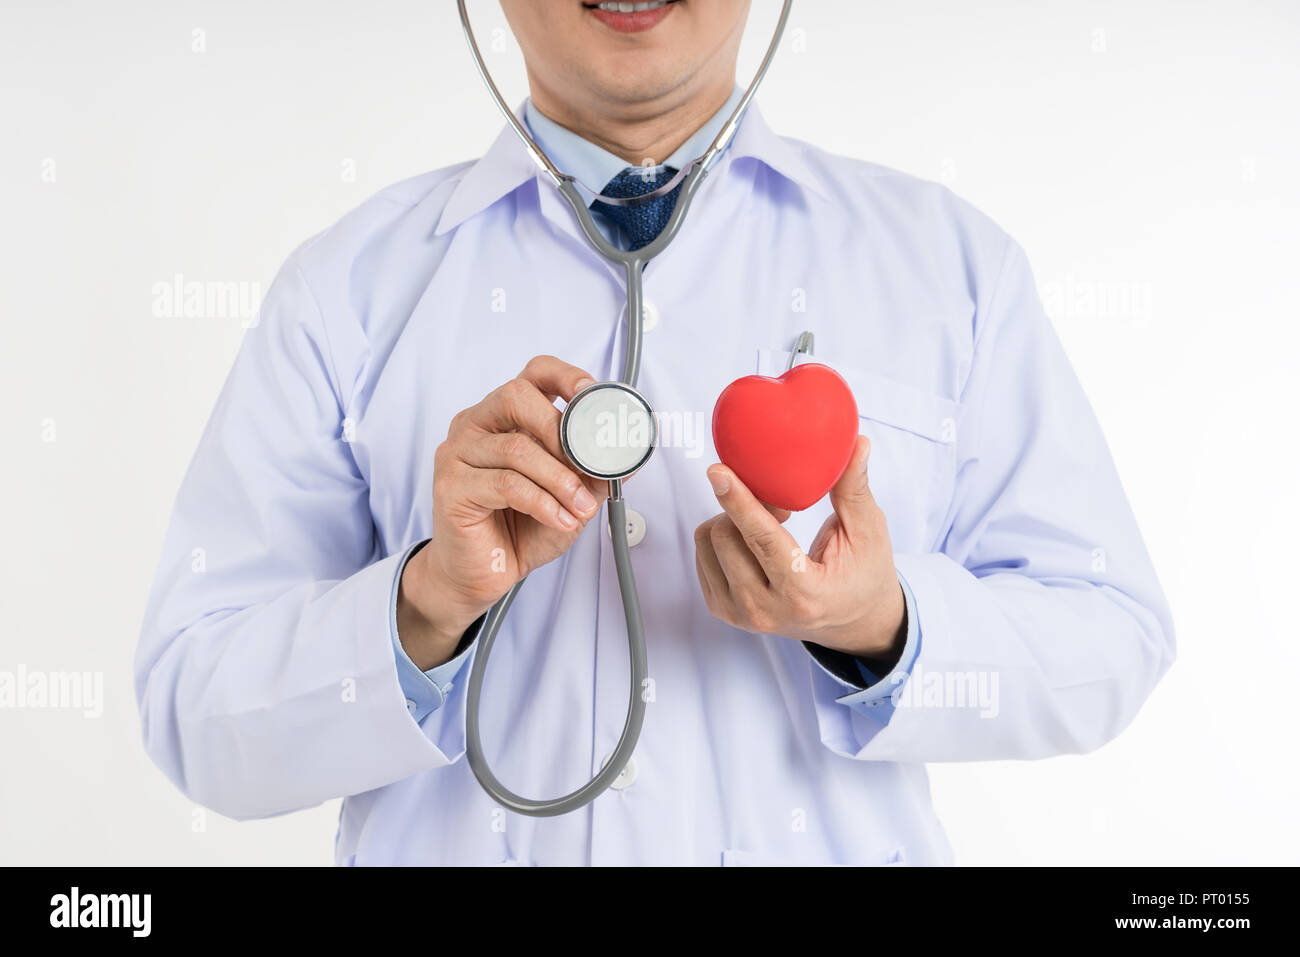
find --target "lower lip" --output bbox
[587,3,675,34]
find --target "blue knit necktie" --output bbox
[591,166,681,251]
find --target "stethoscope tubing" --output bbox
[464,498,648,816]
[457,0,793,817]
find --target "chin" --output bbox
[582,56,693,107]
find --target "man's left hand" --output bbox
[693,435,906,660]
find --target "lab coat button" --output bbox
[622,299,659,332]
[608,507,646,547]
[602,755,638,790]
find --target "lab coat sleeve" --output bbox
[135,256,463,821]
[804,573,921,714]
[389,540,477,723]
[812,238,1175,762]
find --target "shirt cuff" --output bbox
[804,571,921,716]
[389,539,481,724]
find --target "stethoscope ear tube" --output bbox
[456,0,794,197]
[464,496,648,817]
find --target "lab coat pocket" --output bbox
[755,349,958,552]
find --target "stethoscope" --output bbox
[457,0,795,817]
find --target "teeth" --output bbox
[596,2,668,12]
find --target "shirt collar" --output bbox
[523,87,745,196]
[434,95,829,236]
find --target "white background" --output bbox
[2,0,1297,866]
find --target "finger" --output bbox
[467,377,569,462]
[458,432,600,521]
[828,435,879,541]
[462,466,581,532]
[709,516,768,590]
[808,512,840,564]
[693,519,732,604]
[705,465,800,581]
[694,548,717,608]
[518,354,596,402]
[763,503,792,524]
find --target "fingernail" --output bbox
[708,468,730,496]
[574,377,596,393]
[558,508,578,528]
[574,487,597,514]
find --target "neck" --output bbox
[526,76,736,167]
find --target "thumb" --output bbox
[828,435,877,539]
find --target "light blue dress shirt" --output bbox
[136,94,1174,866]
[391,92,920,723]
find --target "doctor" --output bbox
[136,0,1174,866]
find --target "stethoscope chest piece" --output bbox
[560,381,656,481]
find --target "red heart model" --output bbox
[712,362,859,511]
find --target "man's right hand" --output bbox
[396,355,607,669]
